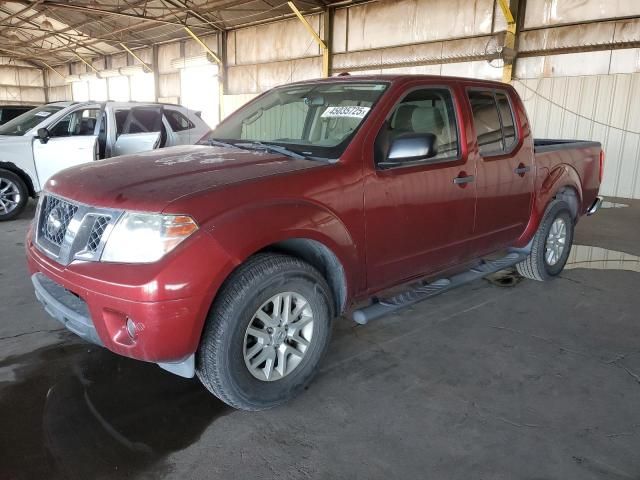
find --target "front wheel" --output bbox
[0,169,28,221]
[516,200,574,281]
[196,254,334,411]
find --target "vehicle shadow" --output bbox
[0,335,231,479]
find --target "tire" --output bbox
[516,200,574,281]
[0,168,28,221]
[196,253,334,411]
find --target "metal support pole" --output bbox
[120,43,153,73]
[288,1,330,77]
[497,0,517,83]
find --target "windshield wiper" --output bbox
[206,138,239,149]
[235,141,307,160]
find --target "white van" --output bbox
[0,101,210,220]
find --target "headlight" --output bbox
[101,213,198,263]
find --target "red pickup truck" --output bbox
[27,75,603,410]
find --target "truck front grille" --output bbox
[40,196,78,247]
[86,215,110,252]
[35,194,121,265]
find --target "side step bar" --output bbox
[352,251,530,325]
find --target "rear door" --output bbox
[466,88,534,251]
[364,84,477,291]
[164,108,196,145]
[33,105,102,186]
[113,106,163,157]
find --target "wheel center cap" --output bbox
[272,328,287,345]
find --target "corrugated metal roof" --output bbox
[0,0,368,66]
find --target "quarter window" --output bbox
[468,89,518,155]
[165,110,195,132]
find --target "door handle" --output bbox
[514,165,531,175]
[453,175,475,185]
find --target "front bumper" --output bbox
[26,226,237,378]
[31,272,195,377]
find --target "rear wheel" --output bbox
[197,254,334,411]
[0,169,28,221]
[516,200,574,281]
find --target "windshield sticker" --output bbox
[321,106,370,119]
[34,111,52,117]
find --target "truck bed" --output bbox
[534,138,601,154]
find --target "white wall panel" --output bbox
[344,0,495,51]
[524,0,640,29]
[514,74,640,199]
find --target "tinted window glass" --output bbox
[468,91,504,154]
[496,91,516,149]
[376,88,459,164]
[49,108,100,137]
[116,108,162,134]
[165,110,194,132]
[207,82,389,159]
[0,105,63,136]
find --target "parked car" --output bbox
[26,75,603,410]
[0,104,37,125]
[0,101,210,220]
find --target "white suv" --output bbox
[0,101,210,220]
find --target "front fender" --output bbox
[517,163,583,246]
[203,198,362,299]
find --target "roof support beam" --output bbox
[287,1,329,77]
[184,26,223,65]
[119,42,153,73]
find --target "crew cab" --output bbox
[26,75,603,410]
[0,101,209,220]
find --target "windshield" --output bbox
[202,81,389,159]
[0,105,64,136]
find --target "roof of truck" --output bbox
[288,74,509,88]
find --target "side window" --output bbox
[375,88,459,164]
[468,90,518,155]
[165,110,195,132]
[468,91,503,154]
[496,92,517,150]
[115,108,162,135]
[49,108,100,138]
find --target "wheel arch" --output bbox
[0,161,36,197]
[516,163,583,247]
[258,238,348,316]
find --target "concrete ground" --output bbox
[1,198,640,480]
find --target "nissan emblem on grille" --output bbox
[39,196,78,247]
[46,206,64,238]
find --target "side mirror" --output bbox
[37,127,50,144]
[380,133,438,167]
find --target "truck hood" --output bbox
[46,145,322,212]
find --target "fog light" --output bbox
[126,318,137,339]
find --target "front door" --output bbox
[33,106,102,187]
[364,86,477,291]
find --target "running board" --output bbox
[352,251,530,325]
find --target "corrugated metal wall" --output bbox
[0,58,46,104]
[514,74,640,199]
